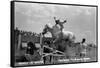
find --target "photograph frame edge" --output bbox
[10,1,98,67]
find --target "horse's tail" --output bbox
[63,31,76,42]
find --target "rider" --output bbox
[53,17,67,44]
[54,17,67,31]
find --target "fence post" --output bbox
[40,33,44,62]
[18,34,21,50]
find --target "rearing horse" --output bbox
[42,23,76,63]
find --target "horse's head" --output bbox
[42,23,52,35]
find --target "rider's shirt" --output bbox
[55,20,59,24]
[55,20,66,31]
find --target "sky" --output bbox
[14,2,97,44]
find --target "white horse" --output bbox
[42,23,75,44]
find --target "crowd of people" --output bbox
[14,27,41,37]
